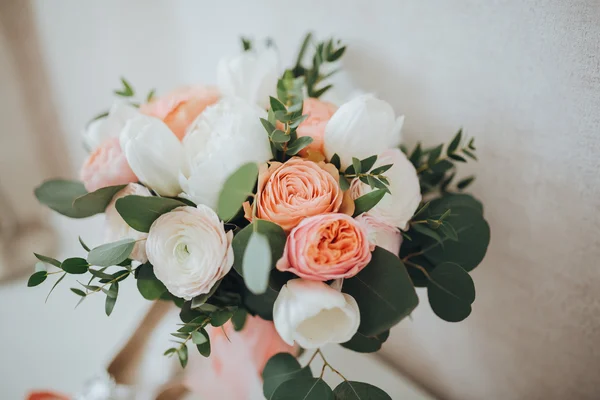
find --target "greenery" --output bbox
[115,195,187,232]
[217,162,259,221]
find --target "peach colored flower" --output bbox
[183,315,296,400]
[277,213,374,281]
[140,85,219,140]
[296,98,337,156]
[248,158,352,232]
[356,213,403,256]
[80,137,138,192]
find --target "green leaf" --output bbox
[457,176,475,190]
[352,157,362,175]
[271,130,290,143]
[260,118,276,134]
[343,247,419,336]
[87,238,135,267]
[439,222,459,241]
[34,253,61,268]
[78,237,91,252]
[164,347,177,356]
[430,193,483,214]
[72,184,127,217]
[242,232,272,295]
[409,143,422,165]
[339,175,350,191]
[146,89,156,102]
[191,330,208,345]
[447,129,463,155]
[341,330,390,353]
[272,377,333,400]
[428,262,475,322]
[46,273,66,302]
[427,144,443,165]
[232,220,286,277]
[243,286,278,320]
[61,257,89,274]
[178,345,188,368]
[360,155,378,172]
[210,309,234,327]
[114,77,134,97]
[330,153,341,169]
[462,148,478,160]
[370,164,393,175]
[353,189,387,217]
[241,37,252,51]
[231,308,248,331]
[136,262,167,300]
[196,331,211,357]
[286,136,314,155]
[115,195,186,232]
[27,271,47,287]
[190,279,222,309]
[312,84,333,99]
[333,381,391,400]
[70,288,86,297]
[411,223,442,245]
[217,162,258,221]
[263,353,312,398]
[34,179,88,218]
[270,97,287,112]
[105,282,119,316]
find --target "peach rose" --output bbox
[140,85,219,140]
[356,213,403,255]
[296,98,337,156]
[276,213,374,281]
[183,315,296,400]
[249,158,352,232]
[80,137,138,192]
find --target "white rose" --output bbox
[356,213,403,256]
[323,94,404,168]
[351,148,421,230]
[105,183,151,262]
[120,115,184,197]
[217,46,279,109]
[179,97,272,209]
[273,279,360,349]
[83,101,139,151]
[145,205,234,300]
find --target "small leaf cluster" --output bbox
[291,33,346,98]
[89,78,155,127]
[407,129,477,195]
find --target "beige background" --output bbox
[0,0,598,399]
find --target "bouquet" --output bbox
[30,33,490,399]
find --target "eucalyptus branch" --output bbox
[307,348,349,383]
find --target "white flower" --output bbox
[179,97,272,209]
[217,46,279,109]
[273,279,360,349]
[351,148,421,230]
[356,213,403,255]
[145,205,234,300]
[323,94,404,168]
[105,183,151,262]
[120,115,184,196]
[83,101,138,151]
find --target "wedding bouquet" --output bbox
[30,34,490,399]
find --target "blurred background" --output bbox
[1,0,599,399]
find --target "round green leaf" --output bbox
[341,330,390,353]
[34,179,88,218]
[72,184,127,217]
[430,193,483,214]
[115,195,187,233]
[231,308,248,331]
[61,257,89,274]
[196,332,211,357]
[272,377,333,400]
[262,353,312,398]
[217,162,259,221]
[333,381,392,400]
[87,238,135,267]
[27,271,47,287]
[428,262,475,322]
[243,232,272,294]
[233,220,286,276]
[210,309,234,327]
[343,247,419,336]
[136,262,167,300]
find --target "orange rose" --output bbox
[140,85,219,140]
[296,98,337,156]
[248,158,352,232]
[276,213,374,280]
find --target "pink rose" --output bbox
[80,137,138,192]
[356,213,403,255]
[183,315,296,400]
[296,98,337,156]
[140,85,219,140]
[277,213,374,281]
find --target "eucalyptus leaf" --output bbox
[115,196,187,232]
[360,155,378,172]
[341,330,390,353]
[262,353,312,398]
[428,262,475,322]
[191,330,208,345]
[34,179,88,218]
[243,232,272,295]
[353,189,387,217]
[196,331,211,357]
[178,345,188,368]
[285,136,314,155]
[272,378,333,400]
[72,184,127,217]
[210,309,234,327]
[232,220,285,277]
[231,308,248,331]
[217,162,258,221]
[136,262,167,300]
[333,381,392,400]
[105,282,119,316]
[34,253,61,268]
[61,257,89,275]
[87,238,135,267]
[27,271,47,287]
[447,128,463,155]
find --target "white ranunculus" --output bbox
[105,183,152,262]
[323,94,404,168]
[120,115,184,197]
[217,46,279,109]
[273,279,360,349]
[351,148,421,230]
[179,97,272,209]
[83,101,139,151]
[146,205,234,300]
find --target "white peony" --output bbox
[273,279,360,349]
[351,148,421,230]
[105,183,152,262]
[83,101,139,151]
[145,205,234,300]
[179,97,272,209]
[323,94,404,168]
[120,115,184,197]
[217,45,279,109]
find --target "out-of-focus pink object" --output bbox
[26,391,70,400]
[80,137,138,192]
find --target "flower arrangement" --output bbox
[30,34,490,399]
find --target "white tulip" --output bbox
[120,115,184,197]
[273,279,360,349]
[83,101,139,151]
[217,46,279,109]
[323,94,404,168]
[146,205,234,300]
[105,183,152,262]
[179,97,272,209]
[351,148,421,230]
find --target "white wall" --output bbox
[2,1,599,399]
